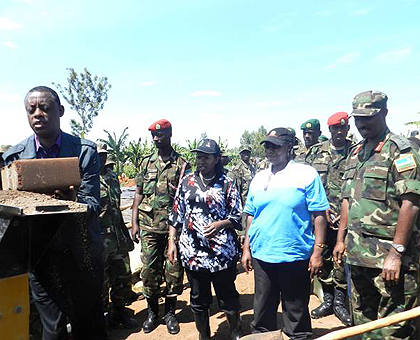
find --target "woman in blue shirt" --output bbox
[242,127,329,340]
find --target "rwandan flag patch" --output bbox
[394,154,417,173]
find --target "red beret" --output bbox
[328,112,348,127]
[148,119,172,132]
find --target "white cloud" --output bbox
[374,47,413,64]
[141,81,156,86]
[0,17,21,31]
[190,90,223,97]
[0,92,20,102]
[2,41,18,49]
[352,9,370,16]
[324,52,361,70]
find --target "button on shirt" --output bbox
[244,161,329,264]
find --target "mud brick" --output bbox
[0,157,81,193]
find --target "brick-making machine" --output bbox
[0,158,84,340]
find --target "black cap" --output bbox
[261,128,295,146]
[191,139,221,156]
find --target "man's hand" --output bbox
[167,241,178,265]
[241,248,253,273]
[333,241,346,266]
[204,221,223,239]
[382,249,402,284]
[54,185,77,201]
[131,222,140,243]
[309,251,323,278]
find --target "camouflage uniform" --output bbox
[306,139,353,288]
[229,159,256,205]
[135,149,189,299]
[100,168,134,311]
[294,145,309,163]
[229,158,256,238]
[342,130,420,339]
[256,158,269,172]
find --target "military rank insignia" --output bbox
[394,154,417,172]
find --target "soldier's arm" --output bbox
[333,198,348,266]
[382,193,419,282]
[131,163,145,242]
[383,147,420,282]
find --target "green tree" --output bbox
[98,127,129,175]
[240,125,267,159]
[53,68,111,138]
[124,138,154,170]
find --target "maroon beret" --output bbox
[328,112,348,127]
[148,119,172,132]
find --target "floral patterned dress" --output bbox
[170,172,242,272]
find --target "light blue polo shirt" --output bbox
[244,160,329,264]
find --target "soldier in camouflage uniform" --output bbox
[229,147,256,244]
[229,147,256,205]
[131,119,190,335]
[334,91,420,339]
[295,119,322,163]
[306,112,352,326]
[97,144,138,329]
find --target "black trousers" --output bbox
[30,252,108,340]
[185,265,241,315]
[29,273,68,340]
[251,258,312,340]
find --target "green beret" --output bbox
[300,119,320,131]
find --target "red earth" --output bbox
[110,266,345,340]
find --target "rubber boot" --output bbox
[108,306,139,329]
[333,287,352,326]
[226,312,241,340]
[164,297,180,335]
[193,310,211,340]
[311,285,334,319]
[142,298,159,333]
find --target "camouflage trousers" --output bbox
[318,229,347,290]
[349,265,418,340]
[140,230,184,299]
[102,232,133,311]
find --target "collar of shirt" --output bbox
[34,132,62,159]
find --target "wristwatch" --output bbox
[391,243,406,254]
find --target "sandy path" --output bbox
[110,266,345,340]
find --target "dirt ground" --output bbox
[110,266,345,340]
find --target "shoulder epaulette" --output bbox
[389,134,412,152]
[349,141,363,155]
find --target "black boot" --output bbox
[108,306,139,329]
[311,286,334,319]
[164,297,180,335]
[142,298,160,333]
[193,310,211,340]
[226,312,241,340]
[333,288,352,326]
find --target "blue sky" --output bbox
[1,0,419,148]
